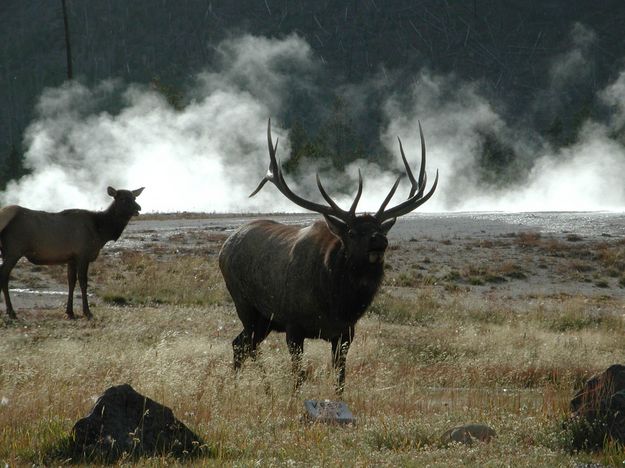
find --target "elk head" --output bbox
[250,120,438,267]
[107,186,145,217]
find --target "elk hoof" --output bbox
[293,370,307,391]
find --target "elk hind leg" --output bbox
[232,303,269,370]
[76,260,92,319]
[65,261,77,319]
[249,314,272,361]
[0,254,19,319]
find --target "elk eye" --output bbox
[348,229,356,238]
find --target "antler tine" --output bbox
[398,137,417,197]
[375,123,438,222]
[374,174,403,218]
[250,119,353,223]
[249,119,280,197]
[272,162,339,218]
[249,177,269,198]
[398,121,428,199]
[316,170,364,220]
[316,174,348,216]
[348,169,363,217]
[377,171,439,222]
[415,121,427,198]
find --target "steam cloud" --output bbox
[4,28,625,213]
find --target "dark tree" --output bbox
[61,0,73,80]
[0,145,29,191]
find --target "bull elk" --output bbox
[0,186,144,320]
[219,120,438,392]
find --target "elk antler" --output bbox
[374,122,438,222]
[250,119,362,224]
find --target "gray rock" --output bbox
[303,400,356,424]
[72,384,203,460]
[440,423,496,446]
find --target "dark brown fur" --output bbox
[219,215,392,392]
[0,186,143,319]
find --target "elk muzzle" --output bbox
[368,233,388,264]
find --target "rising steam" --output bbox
[3,29,625,213]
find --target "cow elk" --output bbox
[0,186,144,320]
[219,120,438,392]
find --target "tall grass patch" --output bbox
[93,252,229,306]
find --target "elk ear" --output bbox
[132,187,145,197]
[107,186,117,197]
[323,214,348,239]
[381,218,396,234]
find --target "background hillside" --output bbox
[1,1,625,210]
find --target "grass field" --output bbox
[1,215,625,466]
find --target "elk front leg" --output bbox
[286,329,305,389]
[66,261,77,319]
[77,260,92,319]
[331,328,353,395]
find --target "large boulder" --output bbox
[72,384,203,460]
[569,364,625,449]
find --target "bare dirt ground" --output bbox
[4,211,625,317]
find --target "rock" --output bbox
[71,384,203,460]
[568,364,625,449]
[439,423,496,446]
[303,399,356,424]
[571,364,625,415]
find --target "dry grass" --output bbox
[1,229,625,465]
[0,303,587,466]
[92,252,230,307]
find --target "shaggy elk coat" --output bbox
[0,186,144,319]
[219,121,438,392]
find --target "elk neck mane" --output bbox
[297,219,384,322]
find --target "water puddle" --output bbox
[10,288,66,295]
[9,288,90,297]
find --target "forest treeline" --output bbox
[2,0,625,190]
